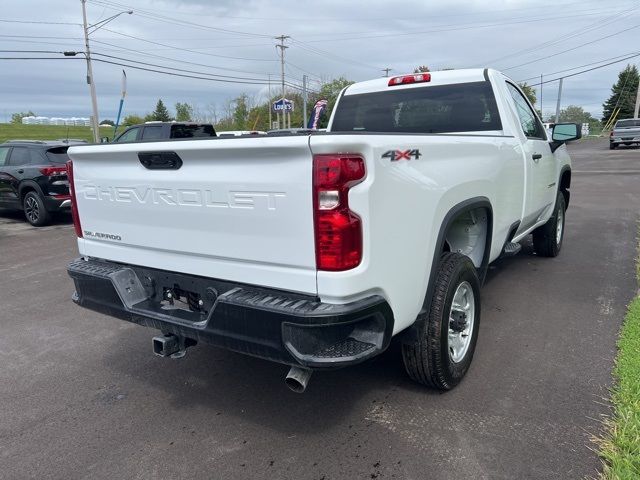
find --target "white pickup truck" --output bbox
[66,69,580,393]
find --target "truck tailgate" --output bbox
[67,137,317,294]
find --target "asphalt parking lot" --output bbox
[0,139,638,480]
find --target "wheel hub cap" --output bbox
[556,207,563,244]
[25,197,39,222]
[448,281,475,363]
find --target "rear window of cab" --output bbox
[331,81,502,134]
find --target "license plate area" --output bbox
[111,265,222,325]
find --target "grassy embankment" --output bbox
[597,230,640,479]
[0,124,96,143]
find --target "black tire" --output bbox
[532,190,565,257]
[402,252,481,390]
[609,143,617,150]
[22,191,50,227]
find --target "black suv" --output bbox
[0,140,80,226]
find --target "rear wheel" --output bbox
[402,252,481,390]
[532,190,565,257]
[23,191,50,227]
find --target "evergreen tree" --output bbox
[148,99,172,122]
[602,64,639,126]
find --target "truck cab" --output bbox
[113,122,217,143]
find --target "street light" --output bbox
[77,0,132,142]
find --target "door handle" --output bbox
[17,169,24,174]
[531,153,542,162]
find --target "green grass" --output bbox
[597,232,640,479]
[0,124,97,143]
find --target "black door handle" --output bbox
[17,169,24,174]
[532,154,542,160]
[138,151,183,170]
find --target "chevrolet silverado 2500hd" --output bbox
[66,69,581,392]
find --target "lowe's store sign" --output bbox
[272,98,294,112]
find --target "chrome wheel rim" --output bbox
[448,281,475,363]
[556,206,564,245]
[24,196,39,223]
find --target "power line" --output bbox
[516,51,640,83]
[88,0,272,38]
[89,39,277,76]
[92,52,270,81]
[521,52,640,87]
[289,38,379,71]
[93,58,274,85]
[0,19,80,26]
[101,28,278,62]
[502,24,640,71]
[479,3,640,67]
[292,9,629,43]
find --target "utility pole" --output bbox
[81,0,100,143]
[302,74,307,128]
[634,73,640,118]
[275,35,289,100]
[268,74,272,129]
[382,68,392,77]
[275,35,289,130]
[540,74,543,120]
[555,77,563,124]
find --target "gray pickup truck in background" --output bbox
[610,118,640,149]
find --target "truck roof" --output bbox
[344,68,490,95]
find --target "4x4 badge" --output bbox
[382,149,422,162]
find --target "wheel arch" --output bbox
[18,180,45,203]
[401,197,493,342]
[559,166,571,208]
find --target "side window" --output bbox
[0,147,10,166]
[115,127,140,143]
[29,149,46,165]
[506,82,544,139]
[141,126,164,140]
[8,147,30,166]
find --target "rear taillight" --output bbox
[388,73,431,86]
[66,160,82,238]
[39,166,67,176]
[313,154,365,271]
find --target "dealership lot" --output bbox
[0,139,638,479]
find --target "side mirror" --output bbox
[100,136,110,143]
[552,123,581,143]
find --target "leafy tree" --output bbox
[146,99,172,122]
[413,65,431,73]
[175,102,194,122]
[233,94,250,130]
[10,111,35,124]
[122,114,144,126]
[602,64,639,126]
[315,77,355,128]
[100,119,115,126]
[548,105,595,125]
[518,83,537,106]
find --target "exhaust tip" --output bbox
[285,366,312,393]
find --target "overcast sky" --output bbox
[1,0,639,122]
